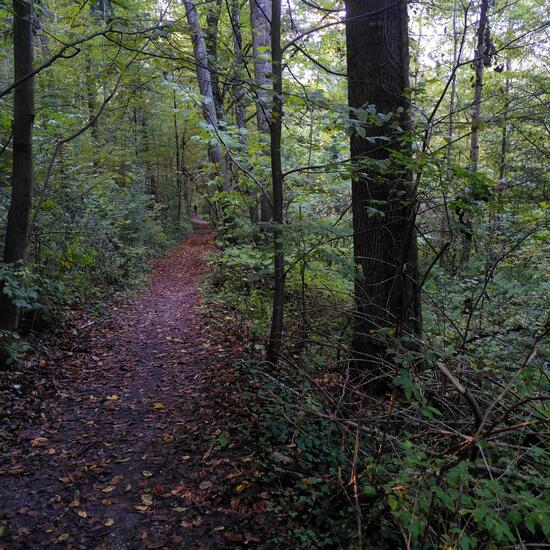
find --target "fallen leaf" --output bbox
[180,521,192,528]
[102,485,116,493]
[77,511,87,518]
[273,451,293,464]
[224,532,244,542]
[141,493,153,506]
[104,518,114,526]
[106,395,119,401]
[199,481,212,490]
[236,481,251,493]
[133,504,149,513]
[30,437,48,447]
[142,470,153,477]
[153,402,164,409]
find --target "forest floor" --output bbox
[0,220,272,549]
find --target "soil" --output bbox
[0,221,270,549]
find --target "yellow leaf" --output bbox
[142,470,153,477]
[153,402,165,409]
[106,395,119,401]
[236,481,251,493]
[30,437,48,447]
[77,511,87,518]
[132,504,149,513]
[141,493,153,506]
[104,518,114,526]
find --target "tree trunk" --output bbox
[205,0,224,121]
[85,50,99,142]
[265,0,284,364]
[183,0,230,192]
[1,0,35,333]
[470,0,490,172]
[460,0,491,268]
[249,0,273,223]
[173,90,183,227]
[345,0,421,371]
[231,0,246,133]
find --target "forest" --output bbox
[0,0,549,548]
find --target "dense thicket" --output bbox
[1,0,548,547]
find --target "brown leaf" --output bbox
[224,532,244,542]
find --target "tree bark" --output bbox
[470,0,490,172]
[460,0,491,268]
[230,0,246,133]
[266,0,284,365]
[1,0,35,333]
[249,0,273,222]
[205,0,224,121]
[183,0,230,192]
[345,0,421,371]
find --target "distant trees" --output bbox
[345,0,421,371]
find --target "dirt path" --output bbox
[0,225,268,549]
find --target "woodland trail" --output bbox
[0,222,268,549]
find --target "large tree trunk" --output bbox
[183,0,230,192]
[1,0,35,334]
[345,0,421,371]
[205,0,224,121]
[265,0,284,364]
[249,0,273,223]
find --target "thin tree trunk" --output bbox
[173,90,183,227]
[345,0,421,373]
[183,0,230,192]
[460,0,491,268]
[85,50,99,142]
[470,0,491,172]
[230,0,257,222]
[266,0,284,364]
[1,0,35,334]
[498,57,511,185]
[250,0,273,223]
[441,0,460,271]
[231,0,246,133]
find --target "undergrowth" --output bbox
[203,226,550,549]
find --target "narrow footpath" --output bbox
[0,222,269,549]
